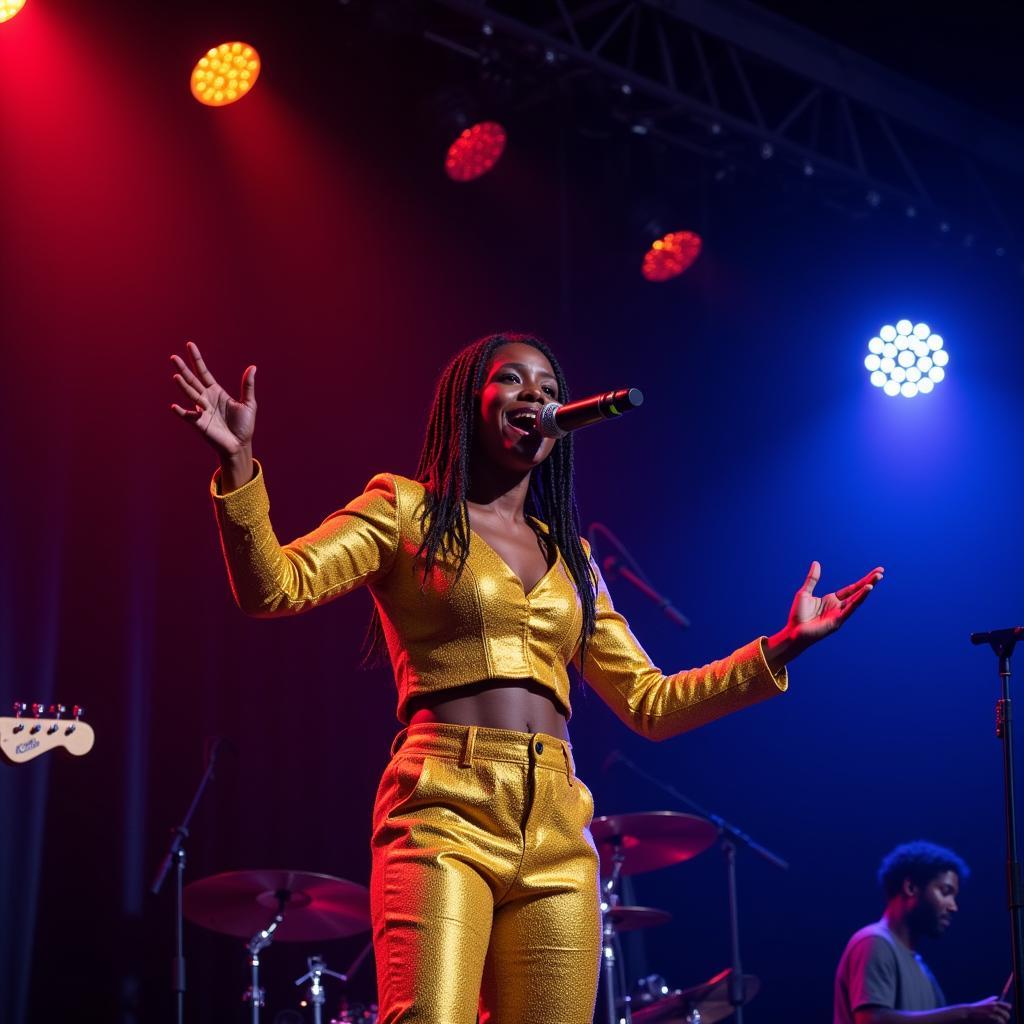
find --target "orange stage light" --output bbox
[190,42,260,107]
[641,230,702,282]
[445,121,506,182]
[0,0,26,24]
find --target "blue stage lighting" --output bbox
[865,322,947,398]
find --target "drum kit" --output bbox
[182,869,376,1024]
[591,811,760,1024]
[181,811,759,1024]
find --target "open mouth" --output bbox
[505,407,539,438]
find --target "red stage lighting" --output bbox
[444,121,507,182]
[191,42,260,107]
[0,0,26,24]
[641,231,702,282]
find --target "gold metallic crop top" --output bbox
[211,465,787,739]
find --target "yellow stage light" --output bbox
[191,42,260,107]
[0,0,27,25]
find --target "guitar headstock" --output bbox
[1,703,95,765]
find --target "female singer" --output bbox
[171,332,882,1024]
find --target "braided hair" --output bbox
[365,332,598,667]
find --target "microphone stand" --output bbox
[587,523,691,630]
[150,737,228,1024]
[610,752,788,1024]
[972,627,1024,1023]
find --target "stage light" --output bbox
[444,121,506,182]
[0,0,26,23]
[866,321,947,398]
[191,42,260,108]
[641,231,702,283]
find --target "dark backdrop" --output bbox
[2,2,1022,1022]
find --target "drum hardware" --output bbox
[182,869,372,1024]
[630,968,761,1024]
[243,894,287,1022]
[294,954,348,1024]
[294,940,375,1024]
[602,756,788,1024]
[599,839,631,1024]
[593,811,719,1024]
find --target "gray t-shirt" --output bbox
[834,921,946,1024]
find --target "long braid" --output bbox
[364,332,598,669]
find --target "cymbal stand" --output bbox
[244,893,287,1024]
[294,955,347,1024]
[608,753,788,1024]
[601,841,632,1024]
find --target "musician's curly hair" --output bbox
[365,332,597,667]
[878,841,970,898]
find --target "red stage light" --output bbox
[641,231,702,282]
[0,0,26,24]
[191,42,260,107]
[445,121,507,182]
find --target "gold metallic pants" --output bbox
[370,723,601,1024]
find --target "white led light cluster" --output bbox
[865,320,948,398]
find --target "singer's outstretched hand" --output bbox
[170,342,257,490]
[763,561,884,673]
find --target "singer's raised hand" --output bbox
[170,342,257,489]
[763,561,884,673]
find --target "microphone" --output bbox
[536,387,644,439]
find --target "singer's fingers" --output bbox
[187,341,217,387]
[173,373,205,406]
[171,354,205,394]
[835,568,885,601]
[240,365,257,404]
[798,560,821,595]
[835,582,874,621]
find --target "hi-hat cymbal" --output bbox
[631,968,761,1024]
[183,869,370,942]
[605,905,672,933]
[590,811,718,876]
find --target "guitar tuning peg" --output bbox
[49,704,66,720]
[12,702,27,717]
[30,704,45,734]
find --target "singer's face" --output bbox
[475,342,559,471]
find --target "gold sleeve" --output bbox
[575,560,788,741]
[210,462,400,617]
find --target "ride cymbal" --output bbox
[591,811,718,876]
[183,869,370,942]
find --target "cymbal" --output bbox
[605,905,672,933]
[590,811,718,876]
[183,869,370,942]
[631,969,761,1024]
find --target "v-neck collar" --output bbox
[468,520,560,599]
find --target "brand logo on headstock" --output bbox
[16,738,40,756]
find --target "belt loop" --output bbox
[390,728,409,758]
[562,742,574,786]
[460,725,478,768]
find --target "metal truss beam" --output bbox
[423,0,1021,247]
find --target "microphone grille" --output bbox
[538,402,566,439]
